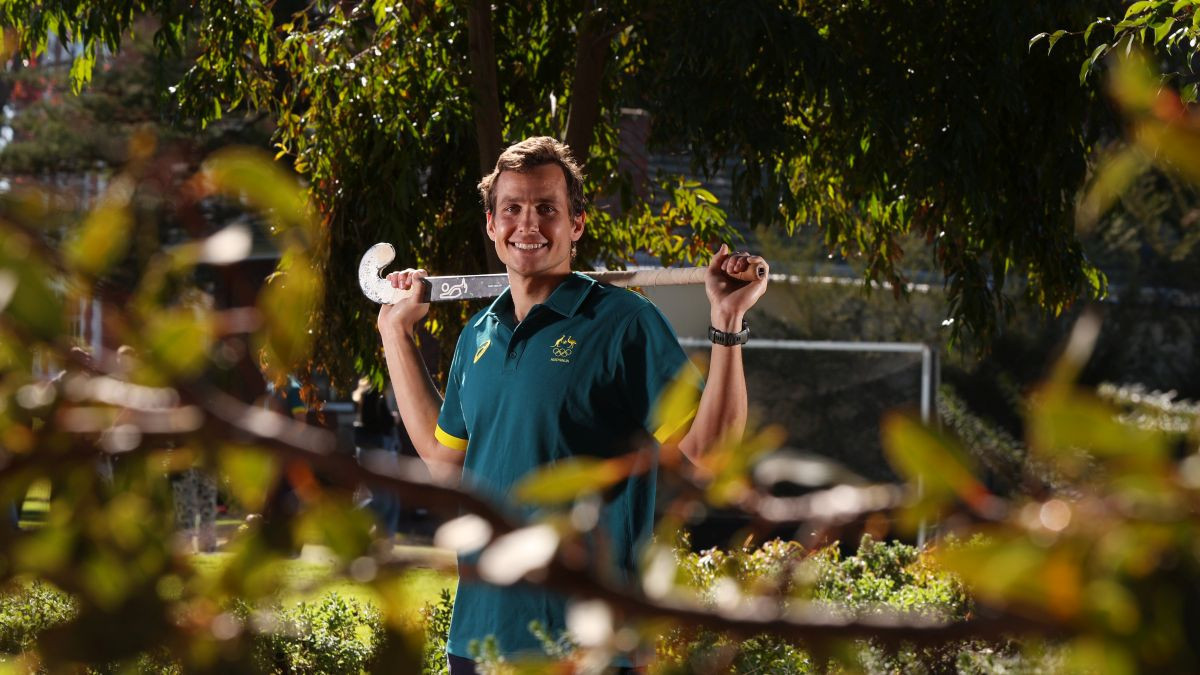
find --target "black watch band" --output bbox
[708,320,749,346]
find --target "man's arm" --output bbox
[377,269,465,483]
[677,245,768,466]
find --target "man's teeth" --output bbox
[512,242,546,250]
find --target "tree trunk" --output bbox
[564,9,610,169]
[467,0,505,273]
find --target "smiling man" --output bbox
[377,136,768,673]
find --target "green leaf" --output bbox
[935,533,1066,615]
[219,445,280,512]
[1153,17,1177,43]
[256,254,321,380]
[294,498,375,559]
[200,148,315,242]
[1047,30,1068,53]
[1028,32,1050,51]
[145,309,213,377]
[881,412,991,511]
[1028,386,1168,465]
[1172,0,1193,13]
[1076,148,1148,230]
[694,188,717,204]
[1125,0,1157,18]
[67,202,133,278]
[0,232,64,341]
[514,457,624,505]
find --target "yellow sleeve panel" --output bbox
[434,425,469,452]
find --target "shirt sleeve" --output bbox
[617,302,703,443]
[435,332,470,452]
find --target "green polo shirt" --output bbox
[436,272,699,661]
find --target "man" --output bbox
[377,136,768,672]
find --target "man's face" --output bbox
[486,163,584,280]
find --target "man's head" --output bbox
[477,136,586,218]
[481,137,586,281]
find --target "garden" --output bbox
[2,1,1200,673]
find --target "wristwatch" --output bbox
[708,320,749,346]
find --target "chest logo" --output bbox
[474,340,491,363]
[551,335,577,363]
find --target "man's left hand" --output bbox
[706,244,769,331]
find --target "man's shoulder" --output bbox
[587,280,656,312]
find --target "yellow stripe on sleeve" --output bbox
[434,425,468,452]
[653,406,697,444]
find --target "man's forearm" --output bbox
[379,327,464,481]
[679,311,749,464]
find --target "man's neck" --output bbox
[508,270,571,323]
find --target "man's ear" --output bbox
[485,211,496,241]
[571,211,585,241]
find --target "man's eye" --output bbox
[503,205,519,214]
[537,205,556,215]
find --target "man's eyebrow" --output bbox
[497,194,563,203]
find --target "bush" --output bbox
[0,583,383,674]
[245,593,384,674]
[0,580,77,654]
[420,589,453,675]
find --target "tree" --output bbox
[3,1,1116,387]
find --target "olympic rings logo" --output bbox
[552,347,573,358]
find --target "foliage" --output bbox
[0,582,383,674]
[3,0,1122,388]
[0,579,77,654]
[1047,0,1200,95]
[419,588,452,675]
[883,322,1200,672]
[244,593,384,674]
[658,534,987,674]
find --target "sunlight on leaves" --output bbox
[218,445,279,513]
[514,456,624,506]
[144,309,213,378]
[198,148,315,242]
[881,412,993,515]
[256,253,321,381]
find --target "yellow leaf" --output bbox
[881,412,991,511]
[67,202,134,277]
[199,147,315,242]
[145,309,213,377]
[219,445,280,512]
[256,255,321,380]
[514,457,624,506]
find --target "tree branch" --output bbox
[564,8,610,168]
[466,0,505,273]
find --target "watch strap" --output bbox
[708,320,749,346]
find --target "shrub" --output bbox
[248,593,384,674]
[420,589,453,675]
[0,583,383,674]
[0,580,77,654]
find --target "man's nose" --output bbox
[517,208,538,231]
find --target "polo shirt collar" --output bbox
[474,272,597,326]
[542,272,597,317]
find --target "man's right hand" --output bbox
[377,269,431,338]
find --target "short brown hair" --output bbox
[477,136,586,217]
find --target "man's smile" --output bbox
[510,241,548,251]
